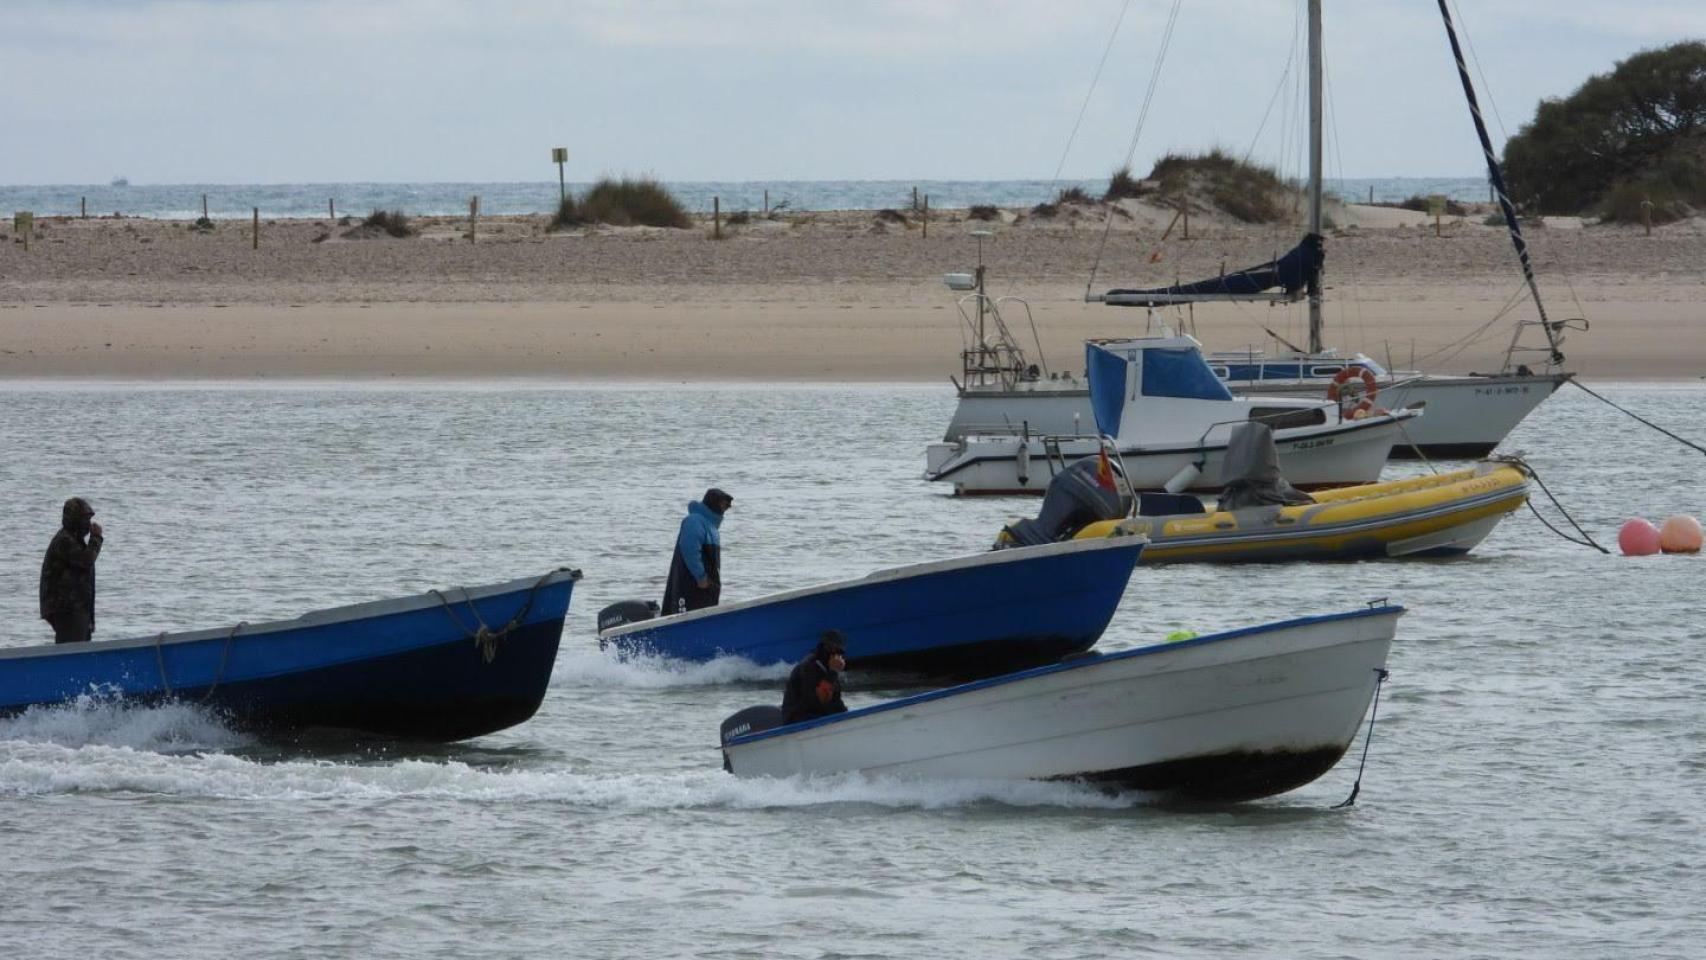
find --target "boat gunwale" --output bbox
[599,536,1147,642]
[723,604,1404,747]
[0,568,582,662]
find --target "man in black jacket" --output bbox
[40,497,103,644]
[781,630,848,724]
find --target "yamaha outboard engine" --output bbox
[1000,456,1133,547]
[597,599,660,633]
[719,705,786,771]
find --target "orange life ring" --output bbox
[1323,364,1378,402]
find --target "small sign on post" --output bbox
[1427,194,1447,237]
[551,147,569,206]
[14,211,34,251]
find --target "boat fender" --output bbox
[720,705,785,745]
[1163,461,1202,494]
[597,599,660,633]
[1017,442,1031,486]
[1328,367,1379,418]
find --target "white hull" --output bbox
[926,413,1408,496]
[946,373,1565,457]
[724,607,1400,801]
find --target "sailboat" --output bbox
[939,0,1576,460]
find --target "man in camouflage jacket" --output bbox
[40,497,103,644]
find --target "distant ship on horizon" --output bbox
[110,175,129,187]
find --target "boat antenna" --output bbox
[973,229,992,354]
[1305,0,1325,355]
[1434,0,1564,372]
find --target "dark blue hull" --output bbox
[601,539,1144,678]
[0,570,580,742]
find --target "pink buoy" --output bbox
[1659,515,1703,554]
[1618,518,1661,556]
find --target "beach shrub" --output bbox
[1029,201,1060,219]
[1103,166,1146,201]
[967,204,1000,221]
[344,209,414,239]
[191,215,215,232]
[725,210,752,226]
[548,196,587,231]
[1055,186,1092,205]
[1598,152,1706,224]
[580,177,691,228]
[1147,149,1289,223]
[873,208,909,224]
[1394,195,1469,217]
[1504,41,1706,216]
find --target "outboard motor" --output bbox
[719,705,786,771]
[597,599,660,633]
[999,456,1133,548]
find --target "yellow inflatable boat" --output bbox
[998,460,1531,564]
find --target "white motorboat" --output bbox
[720,603,1402,803]
[926,334,1419,496]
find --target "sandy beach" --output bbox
[3,204,1703,380]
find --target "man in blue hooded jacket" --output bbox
[662,488,732,614]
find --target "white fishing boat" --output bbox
[926,334,1418,496]
[938,0,1577,461]
[720,603,1401,803]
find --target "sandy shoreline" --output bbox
[3,207,1702,380]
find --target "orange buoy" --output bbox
[1618,518,1661,556]
[1659,515,1703,553]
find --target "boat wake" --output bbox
[553,647,791,688]
[0,739,1142,809]
[0,692,249,753]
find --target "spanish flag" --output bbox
[1096,446,1117,492]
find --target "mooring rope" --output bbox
[429,569,564,664]
[1333,667,1390,809]
[1516,459,1609,553]
[1567,379,1706,457]
[153,620,245,702]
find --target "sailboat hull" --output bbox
[944,372,1564,459]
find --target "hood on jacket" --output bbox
[687,499,725,528]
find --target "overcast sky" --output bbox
[4,0,1703,185]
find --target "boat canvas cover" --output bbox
[1216,421,1316,510]
[1104,233,1323,305]
[1087,341,1130,437]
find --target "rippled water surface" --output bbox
[1,381,1702,959]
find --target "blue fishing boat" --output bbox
[0,569,581,741]
[597,538,1144,677]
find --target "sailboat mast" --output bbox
[1306,0,1325,355]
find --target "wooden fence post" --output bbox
[329,198,335,221]
[252,207,259,249]
[764,189,769,214]
[470,195,479,243]
[81,197,87,219]
[1641,199,1653,236]
[922,195,929,238]
[713,196,721,239]
[203,194,209,219]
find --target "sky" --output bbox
[3,0,1703,185]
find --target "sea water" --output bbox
[1,381,1702,959]
[0,177,1492,220]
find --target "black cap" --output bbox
[702,488,733,513]
[817,629,847,655]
